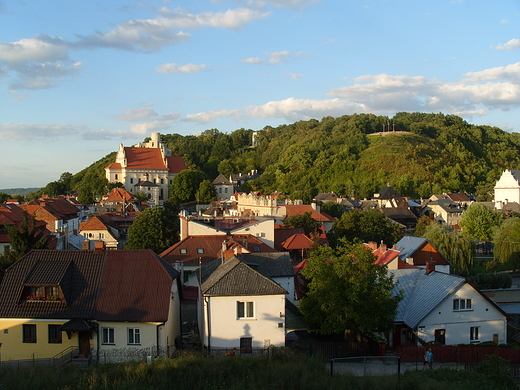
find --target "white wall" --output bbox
[494,170,520,203]
[272,276,296,304]
[201,294,286,350]
[416,283,507,345]
[232,219,275,248]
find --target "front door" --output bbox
[79,331,91,356]
[240,337,252,354]
[434,329,446,345]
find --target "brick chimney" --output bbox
[379,243,387,253]
[94,241,105,252]
[368,241,378,250]
[82,240,90,250]
[425,261,435,274]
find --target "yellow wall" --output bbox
[0,319,78,361]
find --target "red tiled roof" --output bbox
[160,234,277,266]
[104,188,134,203]
[284,205,334,222]
[274,226,304,251]
[281,234,313,250]
[80,216,109,231]
[124,147,167,170]
[166,156,187,173]
[106,162,122,170]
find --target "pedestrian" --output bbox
[426,348,433,369]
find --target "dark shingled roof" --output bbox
[0,249,179,322]
[241,252,295,278]
[201,257,287,297]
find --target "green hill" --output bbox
[28,112,520,203]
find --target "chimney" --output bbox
[82,240,90,250]
[393,244,397,250]
[94,241,105,252]
[379,243,387,253]
[368,241,378,250]
[425,261,435,274]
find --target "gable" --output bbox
[201,258,287,296]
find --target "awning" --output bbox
[59,319,97,332]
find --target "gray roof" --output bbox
[390,268,465,329]
[201,257,288,296]
[241,252,295,277]
[396,236,427,261]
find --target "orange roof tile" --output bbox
[166,156,187,173]
[284,205,334,222]
[281,234,313,250]
[124,147,167,170]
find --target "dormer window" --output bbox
[197,248,204,254]
[23,285,62,302]
[180,248,187,254]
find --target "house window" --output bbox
[219,188,222,193]
[253,246,260,252]
[130,178,134,184]
[180,248,187,254]
[470,326,479,342]
[102,327,115,345]
[48,324,62,343]
[115,174,118,180]
[225,188,228,193]
[237,301,254,319]
[453,298,472,311]
[23,324,36,343]
[128,328,141,345]
[197,248,204,254]
[161,179,164,184]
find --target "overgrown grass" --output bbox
[0,353,516,390]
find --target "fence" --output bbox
[293,341,371,361]
[330,356,401,377]
[397,345,520,364]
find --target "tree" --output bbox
[422,223,474,275]
[169,169,206,203]
[125,203,179,253]
[282,212,321,236]
[328,209,399,246]
[459,203,502,241]
[196,180,218,204]
[0,211,51,280]
[320,202,345,219]
[493,217,520,271]
[299,241,401,336]
[414,216,433,237]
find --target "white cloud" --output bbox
[0,35,68,63]
[492,38,520,51]
[236,0,320,9]
[183,62,520,125]
[267,50,291,64]
[75,8,270,52]
[0,123,86,141]
[0,35,82,90]
[111,107,180,137]
[290,73,303,80]
[240,57,263,64]
[113,107,159,122]
[155,63,206,73]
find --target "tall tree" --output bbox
[169,169,206,203]
[459,203,502,241]
[328,209,399,246]
[282,211,322,236]
[299,241,401,337]
[0,211,51,280]
[422,223,474,275]
[196,180,218,204]
[493,217,520,271]
[125,202,179,253]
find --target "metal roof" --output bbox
[390,268,465,329]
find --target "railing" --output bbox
[53,346,79,365]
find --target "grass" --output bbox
[0,352,516,390]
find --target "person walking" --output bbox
[423,348,434,370]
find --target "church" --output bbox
[105,132,186,206]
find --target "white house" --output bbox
[494,169,520,204]
[198,257,287,354]
[390,266,508,347]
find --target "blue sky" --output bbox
[1,0,520,189]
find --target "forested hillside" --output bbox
[17,112,520,203]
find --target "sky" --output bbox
[1,0,520,189]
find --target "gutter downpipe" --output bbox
[205,296,211,353]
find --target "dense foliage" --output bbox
[459,203,503,241]
[30,112,520,205]
[0,354,515,390]
[125,202,179,253]
[300,241,401,337]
